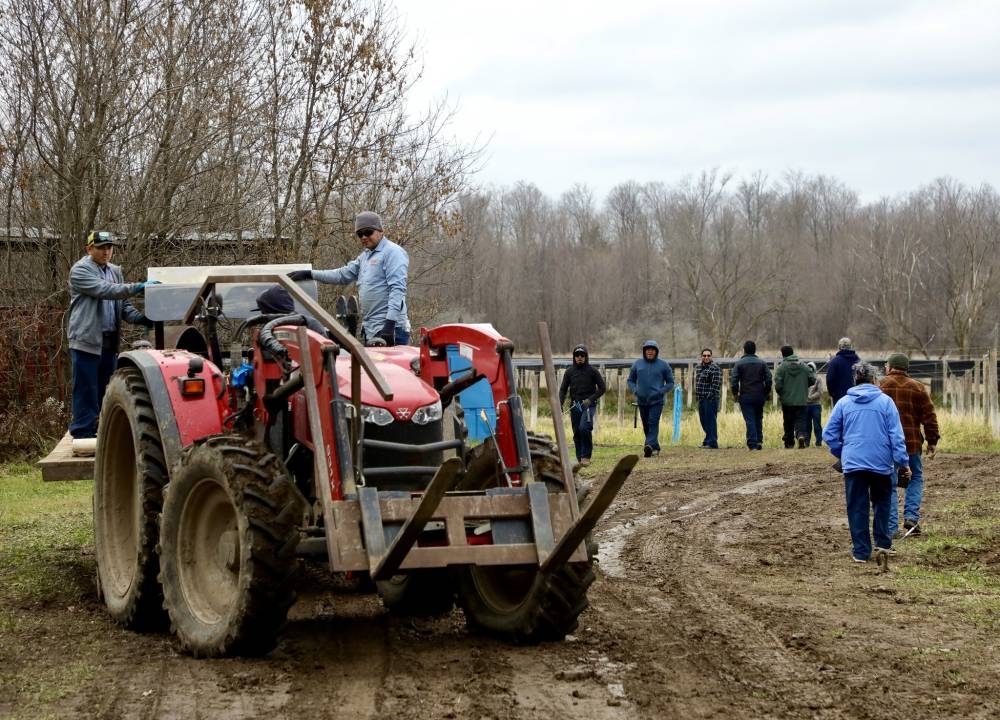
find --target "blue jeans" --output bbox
[888,452,924,537]
[69,343,118,439]
[569,403,595,461]
[805,404,823,445]
[638,403,664,451]
[844,470,893,560]
[739,397,765,449]
[698,397,719,447]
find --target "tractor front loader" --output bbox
[93,267,636,656]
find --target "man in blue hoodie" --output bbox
[823,362,911,563]
[627,340,675,457]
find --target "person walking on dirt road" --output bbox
[823,362,911,563]
[559,344,606,466]
[289,211,410,346]
[825,337,860,405]
[730,340,772,450]
[804,361,825,446]
[880,353,940,538]
[68,230,156,439]
[695,348,722,449]
[775,345,815,449]
[627,340,675,458]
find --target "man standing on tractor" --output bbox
[67,230,156,438]
[627,339,675,458]
[559,344,606,466]
[289,211,411,346]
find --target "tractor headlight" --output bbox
[361,404,394,426]
[411,399,443,426]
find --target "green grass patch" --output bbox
[0,466,94,606]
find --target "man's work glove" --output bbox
[582,398,592,408]
[377,320,396,346]
[289,270,312,281]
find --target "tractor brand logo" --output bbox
[396,407,411,420]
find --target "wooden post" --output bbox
[530,371,539,431]
[618,370,626,427]
[686,361,695,408]
[536,322,579,517]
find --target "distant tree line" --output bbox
[423,172,1000,360]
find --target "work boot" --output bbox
[580,458,591,467]
[643,444,652,458]
[903,519,921,536]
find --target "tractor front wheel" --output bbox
[455,438,595,643]
[159,436,301,657]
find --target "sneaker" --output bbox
[643,445,652,458]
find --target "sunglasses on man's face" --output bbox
[356,228,376,239]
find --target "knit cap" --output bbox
[355,211,383,231]
[887,353,910,371]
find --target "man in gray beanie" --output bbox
[289,211,411,345]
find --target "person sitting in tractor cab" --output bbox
[254,285,328,337]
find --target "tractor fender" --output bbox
[117,349,228,473]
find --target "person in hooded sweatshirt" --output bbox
[558,344,606,466]
[627,340,675,457]
[775,345,816,449]
[825,337,860,405]
[823,362,911,564]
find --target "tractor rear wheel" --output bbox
[93,367,168,630]
[455,436,595,644]
[159,436,302,657]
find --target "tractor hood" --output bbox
[336,346,440,421]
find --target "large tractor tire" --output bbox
[377,570,456,617]
[93,367,169,630]
[456,435,595,644]
[159,436,302,657]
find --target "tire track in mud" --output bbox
[591,463,845,717]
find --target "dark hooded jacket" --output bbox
[826,348,860,403]
[559,345,606,407]
[627,340,675,406]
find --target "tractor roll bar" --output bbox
[181,273,393,415]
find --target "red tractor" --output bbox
[93,266,635,656]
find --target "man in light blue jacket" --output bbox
[68,231,154,438]
[289,211,410,346]
[823,362,911,563]
[627,339,675,458]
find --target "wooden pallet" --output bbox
[37,433,95,482]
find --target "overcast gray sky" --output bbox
[402,0,1000,202]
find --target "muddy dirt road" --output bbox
[3,449,999,719]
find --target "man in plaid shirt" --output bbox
[880,353,940,537]
[695,348,723,449]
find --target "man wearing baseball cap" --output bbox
[67,230,156,438]
[289,211,411,346]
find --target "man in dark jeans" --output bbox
[775,345,816,449]
[558,344,606,466]
[695,348,722,449]
[730,340,772,450]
